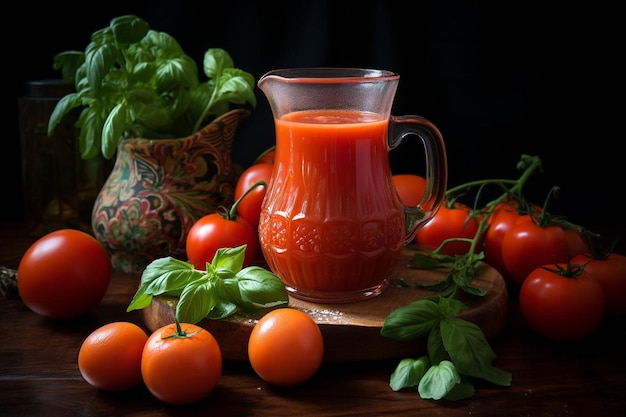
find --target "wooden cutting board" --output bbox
[143,248,508,362]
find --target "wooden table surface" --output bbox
[1,219,626,417]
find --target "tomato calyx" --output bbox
[538,261,585,279]
[585,234,623,260]
[161,319,203,340]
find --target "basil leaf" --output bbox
[206,300,238,320]
[443,377,475,401]
[426,324,449,365]
[389,356,430,391]
[380,299,441,341]
[141,257,202,295]
[441,317,512,387]
[212,245,246,273]
[176,279,215,325]
[236,266,289,311]
[418,360,460,400]
[127,257,201,312]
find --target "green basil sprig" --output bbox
[127,245,288,324]
[48,15,257,160]
[382,296,511,401]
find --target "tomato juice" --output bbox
[258,109,405,302]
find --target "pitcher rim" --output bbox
[258,68,399,84]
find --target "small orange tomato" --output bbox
[248,308,324,386]
[78,322,148,391]
[141,322,222,405]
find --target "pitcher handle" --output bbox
[389,115,448,244]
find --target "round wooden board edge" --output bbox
[143,250,508,363]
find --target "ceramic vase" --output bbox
[91,108,250,274]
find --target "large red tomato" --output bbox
[17,229,112,320]
[186,211,258,269]
[572,252,626,316]
[564,228,589,258]
[414,202,482,256]
[483,202,531,276]
[519,264,605,341]
[501,220,569,285]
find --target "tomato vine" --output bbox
[381,154,600,401]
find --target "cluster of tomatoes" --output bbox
[77,306,323,405]
[393,174,626,342]
[17,229,323,404]
[16,202,324,405]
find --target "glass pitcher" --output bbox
[257,68,448,303]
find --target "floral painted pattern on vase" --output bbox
[92,109,250,274]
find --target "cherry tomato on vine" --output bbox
[234,162,273,228]
[186,209,258,269]
[519,263,605,341]
[482,201,541,276]
[500,220,570,285]
[142,322,222,405]
[392,174,427,207]
[572,252,626,316]
[414,202,482,256]
[248,308,324,386]
[564,228,589,258]
[17,229,112,320]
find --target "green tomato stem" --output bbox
[227,180,268,220]
[445,155,543,259]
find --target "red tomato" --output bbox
[234,162,274,228]
[519,264,605,341]
[248,308,324,386]
[501,220,569,286]
[414,202,482,256]
[17,229,112,320]
[572,252,626,316]
[142,322,222,405]
[564,228,589,258]
[392,174,427,207]
[78,322,148,391]
[186,211,258,269]
[483,202,532,276]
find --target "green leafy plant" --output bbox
[47,14,257,160]
[126,245,288,325]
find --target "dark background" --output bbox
[7,1,623,231]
